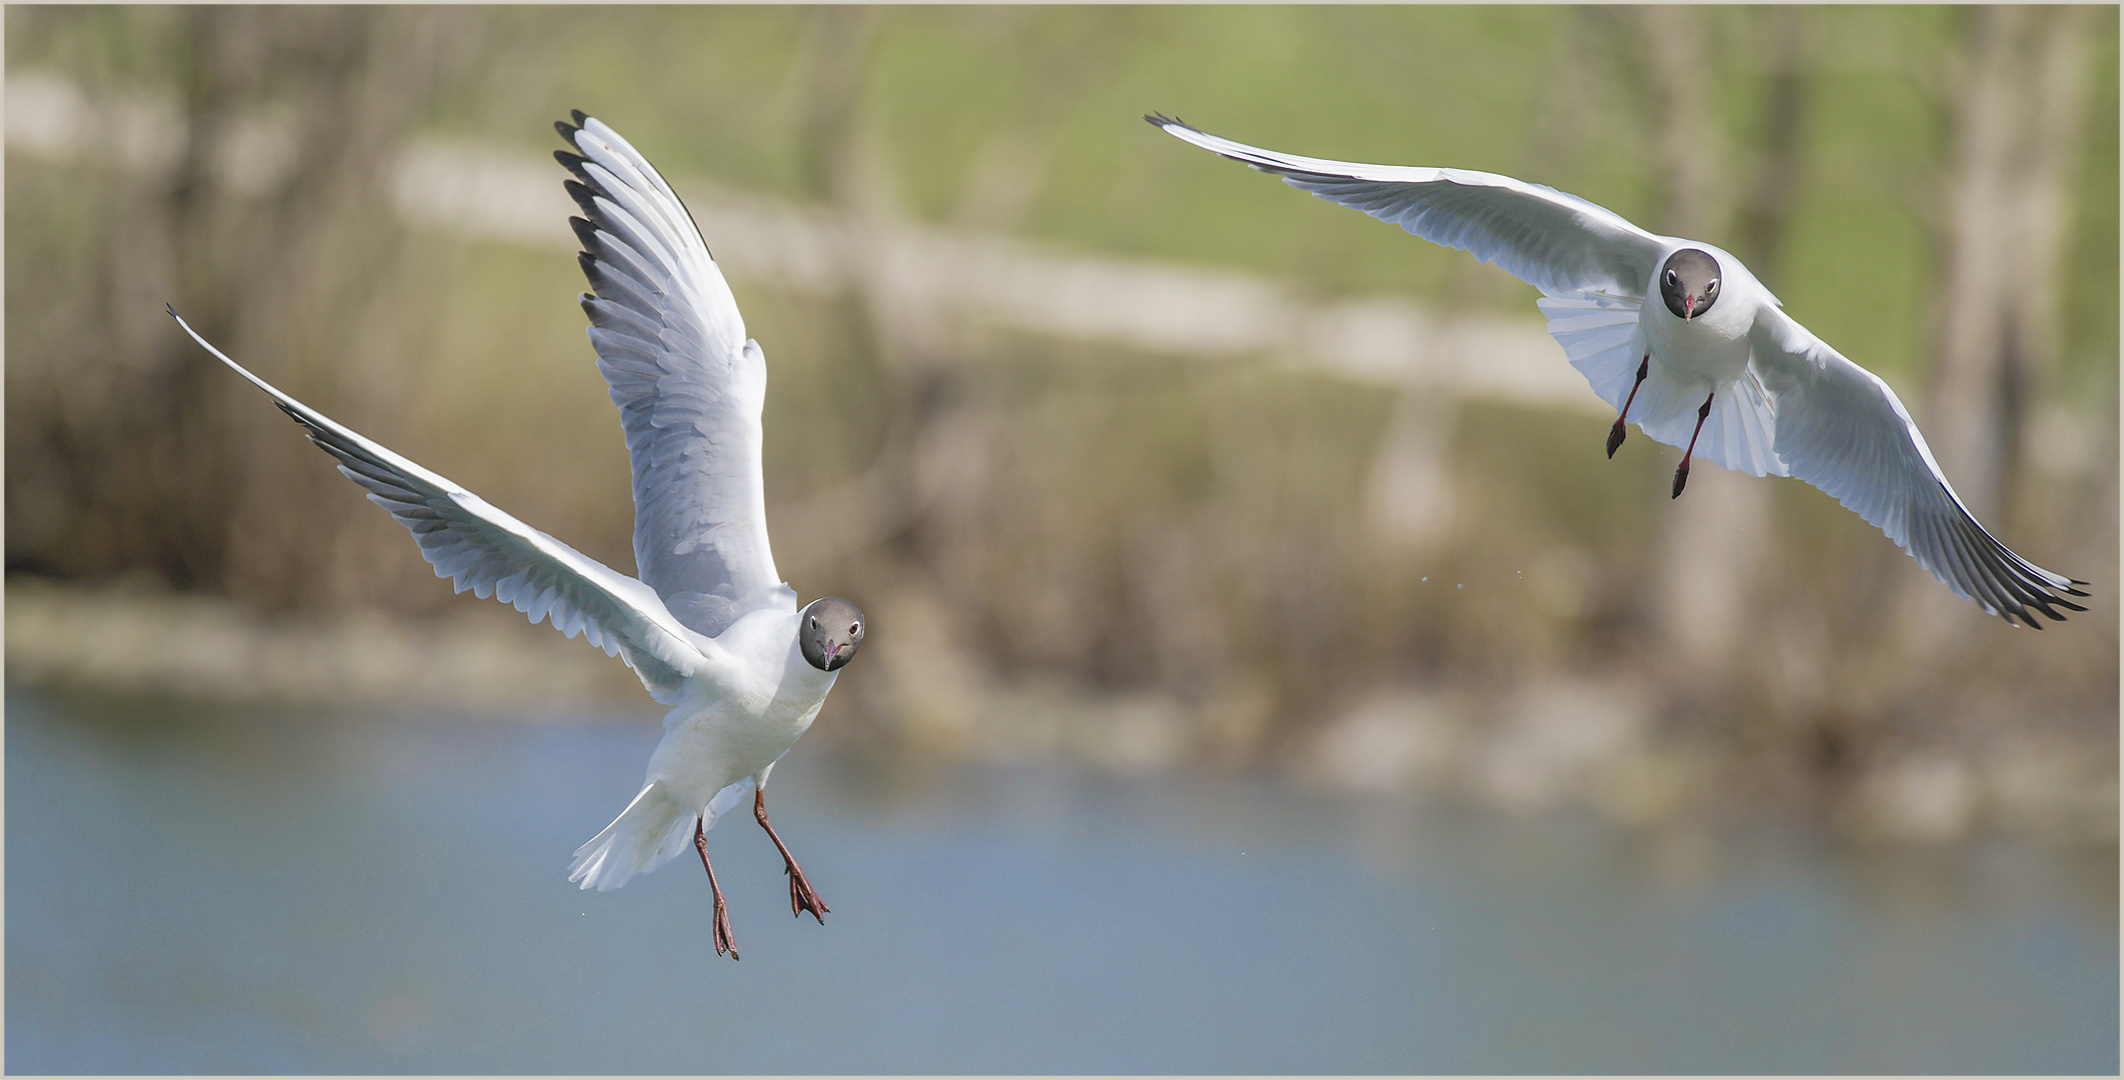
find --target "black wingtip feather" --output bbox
[554,151,597,191]
[568,215,600,250]
[561,177,603,217]
[571,108,589,127]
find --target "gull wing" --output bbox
[1149,114,1667,300]
[172,309,711,699]
[555,113,796,639]
[1748,304,2088,626]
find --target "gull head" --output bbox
[1659,248,1721,322]
[800,597,866,672]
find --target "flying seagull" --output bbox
[1148,114,2087,627]
[171,112,867,959]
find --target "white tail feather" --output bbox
[1537,291,1644,414]
[569,781,697,891]
[567,775,759,891]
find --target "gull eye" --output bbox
[808,616,818,630]
[849,622,861,636]
[1664,269,1678,286]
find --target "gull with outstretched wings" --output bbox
[1149,114,2086,627]
[174,112,867,959]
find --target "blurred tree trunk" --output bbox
[1732,7,1807,287]
[217,8,473,614]
[789,5,930,560]
[4,8,477,611]
[1893,5,2096,650]
[1629,6,1774,682]
[1926,6,2096,526]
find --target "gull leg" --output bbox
[755,788,829,924]
[1607,354,1651,458]
[694,819,739,960]
[1672,391,1715,499]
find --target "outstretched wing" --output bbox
[1148,114,1667,300]
[1748,305,2088,626]
[555,112,796,639]
[172,309,711,700]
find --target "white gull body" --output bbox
[1151,115,2086,627]
[174,112,863,956]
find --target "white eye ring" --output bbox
[808,616,818,630]
[849,623,861,635]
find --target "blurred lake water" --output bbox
[7,682,2116,1074]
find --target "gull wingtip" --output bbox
[555,109,593,144]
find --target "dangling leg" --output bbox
[694,818,739,960]
[755,788,829,924]
[1607,354,1651,458]
[1672,391,1716,499]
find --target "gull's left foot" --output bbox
[784,859,830,924]
[755,787,828,925]
[712,889,741,960]
[1672,390,1715,499]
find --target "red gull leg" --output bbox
[1672,391,1716,499]
[1608,354,1651,458]
[694,818,739,960]
[755,788,829,924]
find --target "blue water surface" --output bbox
[7,683,2116,1073]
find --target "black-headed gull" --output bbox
[172,112,866,959]
[1149,114,2087,628]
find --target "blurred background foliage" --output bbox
[6,5,2116,842]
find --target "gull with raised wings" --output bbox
[172,112,865,959]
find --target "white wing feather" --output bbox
[1149,114,1668,300]
[171,310,714,697]
[557,113,796,639]
[1748,305,2086,625]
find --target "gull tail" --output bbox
[568,780,699,892]
[567,776,758,891]
[1535,291,1645,415]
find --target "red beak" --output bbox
[1683,296,1695,321]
